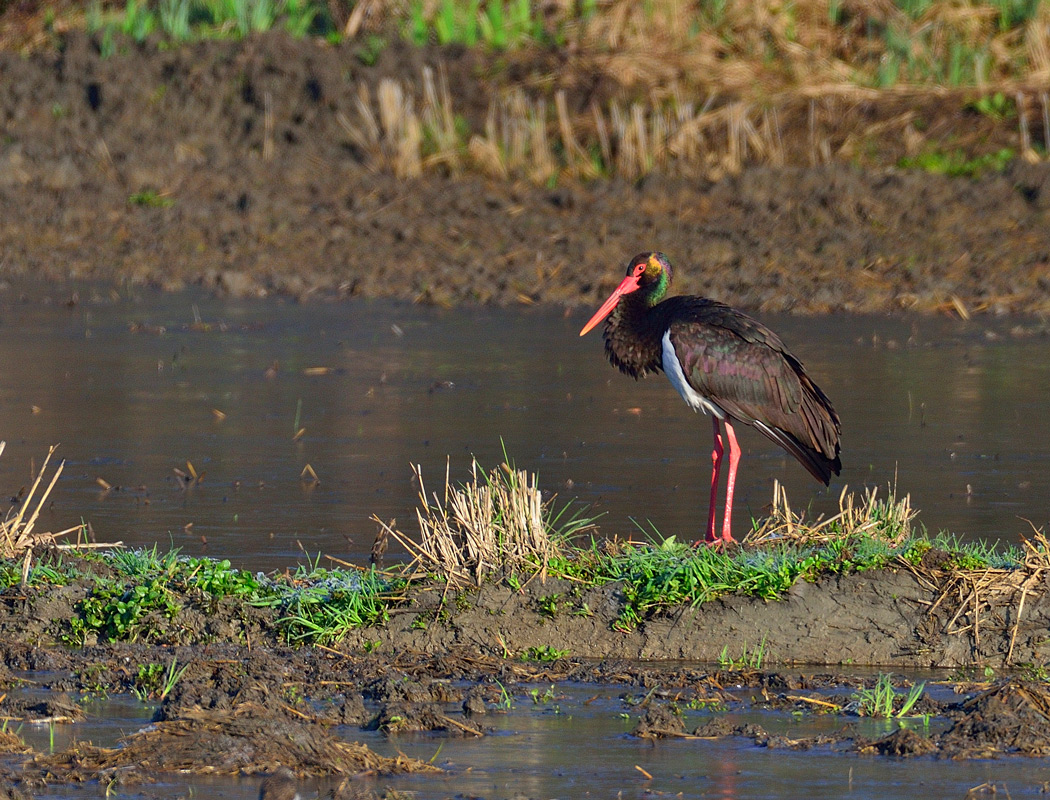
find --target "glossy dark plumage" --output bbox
[581,252,842,543]
[604,293,841,484]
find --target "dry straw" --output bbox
[748,479,916,546]
[325,0,1050,183]
[379,458,560,586]
[339,69,1047,185]
[0,443,83,581]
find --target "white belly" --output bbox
[661,331,725,419]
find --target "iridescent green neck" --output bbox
[643,269,670,307]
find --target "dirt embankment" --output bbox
[2,548,1049,671]
[0,31,1048,313]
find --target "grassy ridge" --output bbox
[0,458,1033,648]
[0,521,1025,645]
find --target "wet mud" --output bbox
[0,32,1048,313]
[25,701,437,786]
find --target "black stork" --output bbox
[579,252,842,545]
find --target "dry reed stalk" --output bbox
[378,78,423,177]
[591,100,611,169]
[1017,90,1032,157]
[421,65,459,172]
[527,96,555,183]
[381,459,560,586]
[470,88,557,183]
[0,444,82,579]
[1042,93,1050,152]
[555,90,599,179]
[339,85,379,153]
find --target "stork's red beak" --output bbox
[579,274,641,336]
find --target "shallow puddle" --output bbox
[0,286,1047,570]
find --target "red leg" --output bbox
[701,416,723,545]
[721,419,742,543]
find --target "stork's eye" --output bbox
[631,263,645,276]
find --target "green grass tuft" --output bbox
[3,458,1042,649]
[852,672,926,718]
[274,565,403,644]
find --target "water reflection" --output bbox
[0,286,1046,571]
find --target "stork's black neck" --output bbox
[602,294,673,379]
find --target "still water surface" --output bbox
[0,287,1048,570]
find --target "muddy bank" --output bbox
[0,543,1045,791]
[2,545,1048,671]
[0,32,1048,313]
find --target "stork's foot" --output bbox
[691,533,736,550]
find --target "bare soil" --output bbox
[0,31,1049,313]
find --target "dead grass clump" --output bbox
[339,79,423,178]
[0,727,29,756]
[908,524,1050,666]
[341,69,1048,185]
[0,444,82,575]
[380,459,563,586]
[747,480,917,546]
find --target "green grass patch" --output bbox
[128,189,175,208]
[558,484,1025,632]
[520,645,569,662]
[67,574,182,644]
[87,0,335,50]
[2,519,1033,646]
[273,564,404,645]
[406,0,544,50]
[718,637,767,671]
[898,147,1015,178]
[133,656,189,700]
[56,545,401,645]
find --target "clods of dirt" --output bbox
[24,700,438,786]
[631,704,686,738]
[857,727,938,757]
[370,701,487,737]
[462,687,489,716]
[940,679,1050,758]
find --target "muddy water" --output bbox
[367,684,1050,800]
[16,683,1050,800]
[0,287,1048,569]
